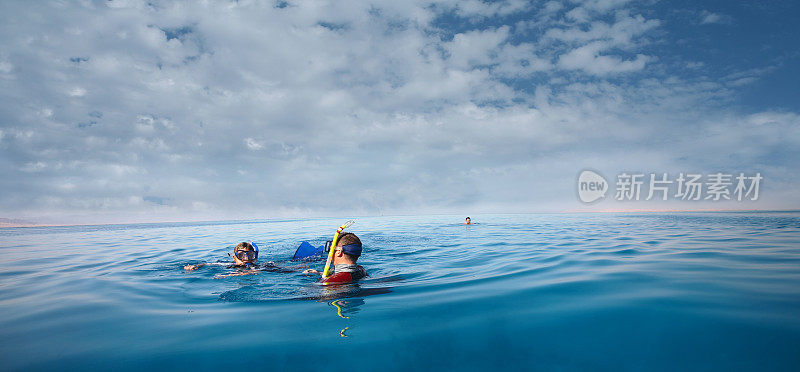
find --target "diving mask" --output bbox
[235,250,258,261]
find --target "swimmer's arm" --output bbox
[184,263,206,271]
[185,262,230,271]
[214,269,259,279]
[256,262,317,275]
[260,262,300,274]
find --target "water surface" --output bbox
[1,213,799,370]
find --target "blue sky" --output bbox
[0,0,798,224]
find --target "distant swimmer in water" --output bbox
[184,242,289,278]
[303,232,368,284]
[465,216,473,225]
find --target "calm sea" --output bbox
[1,213,799,370]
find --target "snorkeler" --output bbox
[183,242,288,277]
[303,232,367,284]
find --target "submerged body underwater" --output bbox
[1,212,800,370]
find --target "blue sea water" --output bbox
[1,212,800,371]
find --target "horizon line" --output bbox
[2,208,798,229]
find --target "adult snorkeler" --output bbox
[303,232,367,284]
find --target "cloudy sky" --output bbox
[1,0,798,224]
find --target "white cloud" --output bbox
[445,27,510,69]
[0,60,12,74]
[727,77,758,87]
[493,42,553,77]
[565,7,590,22]
[543,11,658,76]
[441,0,530,18]
[700,11,733,25]
[545,13,660,48]
[564,0,632,22]
[244,138,263,150]
[21,161,46,173]
[583,0,633,12]
[558,41,651,74]
[543,1,563,14]
[68,87,86,97]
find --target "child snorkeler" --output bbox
[184,242,288,278]
[303,232,367,284]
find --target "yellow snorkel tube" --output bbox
[322,220,355,278]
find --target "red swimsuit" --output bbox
[322,264,367,284]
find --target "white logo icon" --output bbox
[578,170,608,203]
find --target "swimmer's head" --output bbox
[232,242,258,265]
[465,217,471,224]
[333,232,362,264]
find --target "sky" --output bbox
[0,0,798,224]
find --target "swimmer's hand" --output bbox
[303,269,320,275]
[214,271,258,279]
[184,263,206,271]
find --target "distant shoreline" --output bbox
[0,218,39,228]
[1,209,798,229]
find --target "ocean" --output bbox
[1,212,799,370]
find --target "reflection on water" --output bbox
[216,275,393,302]
[1,213,800,370]
[330,298,364,319]
[330,298,363,337]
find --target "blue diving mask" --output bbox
[341,243,362,257]
[234,242,259,262]
[323,239,362,257]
